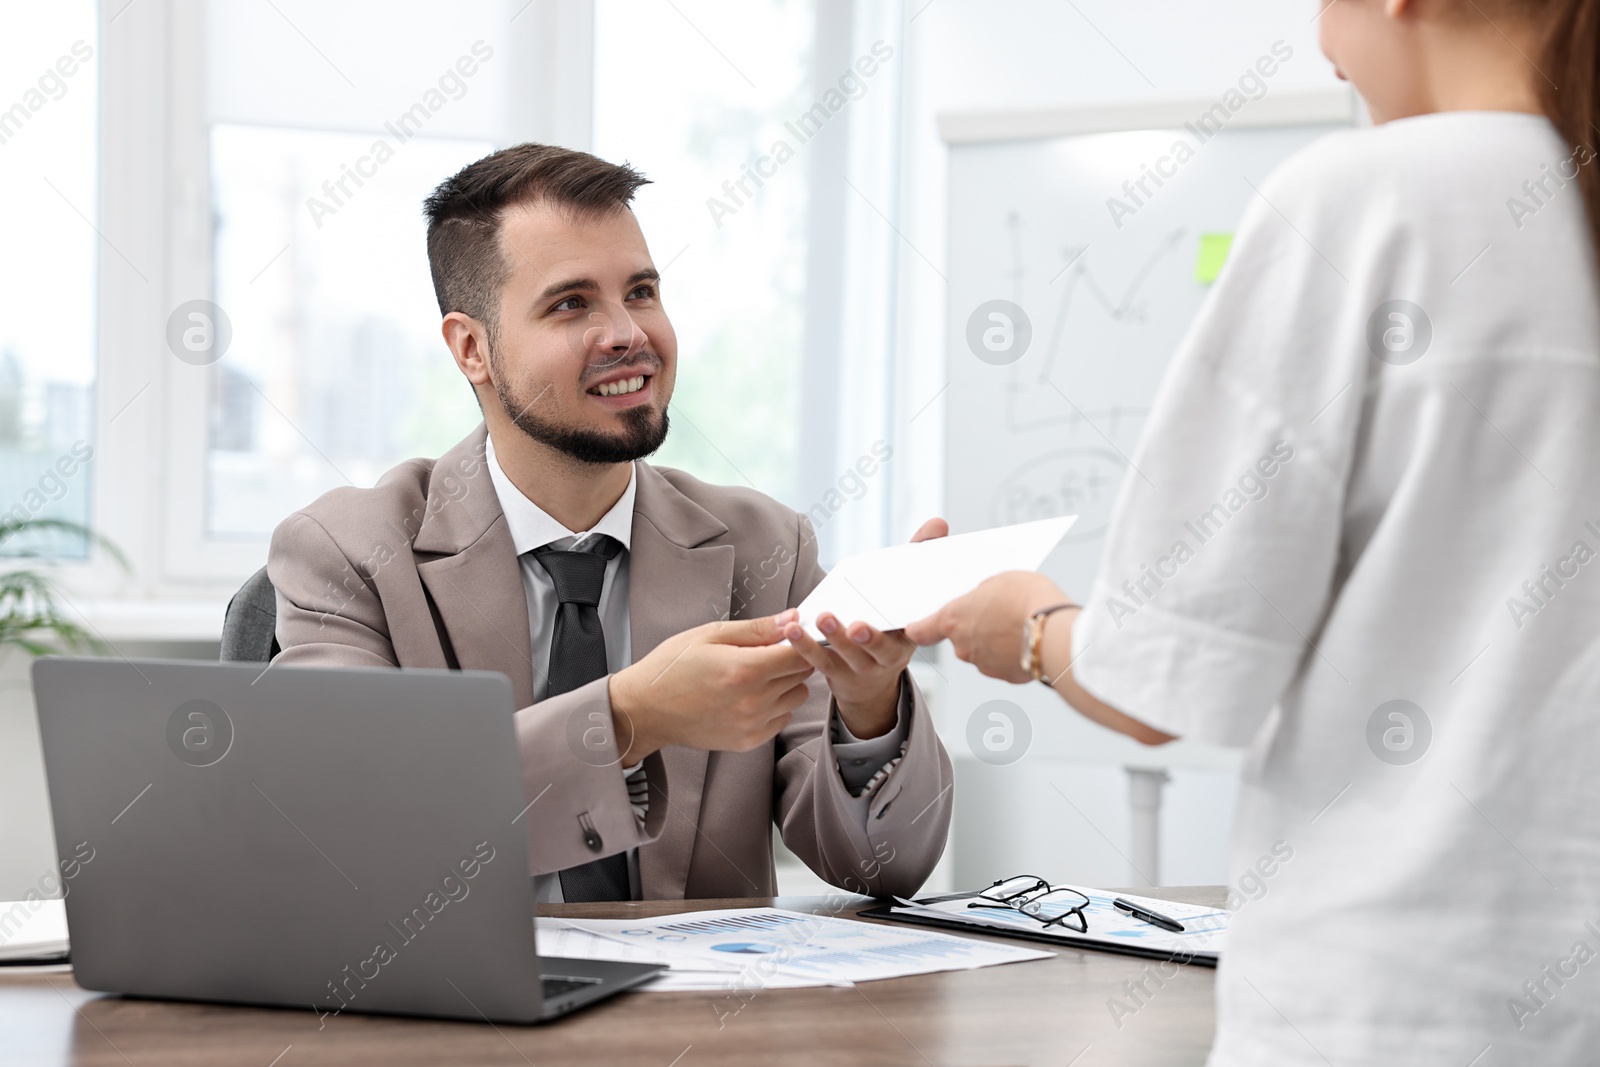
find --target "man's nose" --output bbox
[583,304,646,356]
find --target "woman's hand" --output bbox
[906,568,1174,746]
[781,517,949,738]
[904,571,1075,684]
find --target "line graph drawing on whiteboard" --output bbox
[982,217,1197,538]
[1005,221,1187,436]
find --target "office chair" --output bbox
[220,566,279,663]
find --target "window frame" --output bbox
[153,0,595,585]
[49,0,900,628]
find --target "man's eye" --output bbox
[551,296,584,313]
[628,285,656,301]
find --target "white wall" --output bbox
[890,0,1346,889]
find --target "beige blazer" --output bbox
[267,425,953,899]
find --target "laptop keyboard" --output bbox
[543,975,601,999]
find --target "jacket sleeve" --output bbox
[268,512,402,670]
[771,517,954,898]
[267,511,665,875]
[507,676,668,875]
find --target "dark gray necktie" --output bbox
[533,535,632,903]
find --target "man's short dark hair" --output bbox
[422,143,650,342]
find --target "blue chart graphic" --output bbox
[594,910,1051,981]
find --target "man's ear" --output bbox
[442,312,492,387]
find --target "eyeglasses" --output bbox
[967,875,1092,933]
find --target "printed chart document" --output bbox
[883,886,1229,965]
[795,516,1076,639]
[560,907,1052,986]
[0,900,69,963]
[536,918,827,992]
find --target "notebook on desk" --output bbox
[0,899,69,964]
[858,885,1228,968]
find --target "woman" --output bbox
[906,1,1600,1064]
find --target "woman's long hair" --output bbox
[1530,0,1600,264]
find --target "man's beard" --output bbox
[493,375,669,465]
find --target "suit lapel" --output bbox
[630,463,734,900]
[412,426,537,710]
[411,435,733,898]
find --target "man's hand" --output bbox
[781,517,950,739]
[609,611,816,763]
[904,570,1072,684]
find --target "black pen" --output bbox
[1113,897,1185,933]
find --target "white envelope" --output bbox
[796,516,1077,639]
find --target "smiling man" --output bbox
[265,143,953,902]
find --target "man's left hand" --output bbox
[782,518,948,738]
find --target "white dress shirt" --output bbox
[485,438,907,903]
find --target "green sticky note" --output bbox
[1195,233,1234,284]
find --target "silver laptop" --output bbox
[31,657,663,1023]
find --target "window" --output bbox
[197,1,510,540]
[0,4,98,556]
[593,0,816,509]
[47,0,898,601]
[206,125,490,537]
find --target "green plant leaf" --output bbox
[0,517,130,569]
[0,517,125,657]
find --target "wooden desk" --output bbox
[1,887,1222,1067]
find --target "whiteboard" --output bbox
[940,105,1353,769]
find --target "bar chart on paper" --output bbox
[640,912,813,936]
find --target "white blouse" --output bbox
[1074,111,1600,1066]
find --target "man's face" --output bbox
[485,200,676,464]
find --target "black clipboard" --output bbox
[854,893,1220,969]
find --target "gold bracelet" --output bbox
[1021,603,1076,684]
